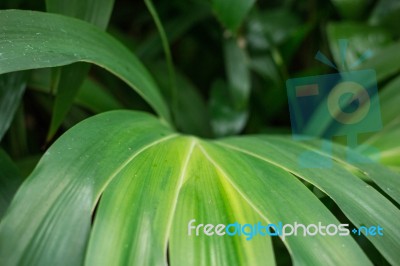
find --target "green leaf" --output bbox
[307,23,400,169]
[27,69,123,114]
[224,37,250,110]
[169,143,275,266]
[46,0,115,29]
[209,37,251,137]
[217,136,400,265]
[5,103,29,158]
[378,75,400,126]
[246,8,302,51]
[360,76,400,167]
[28,68,52,93]
[329,142,400,205]
[356,41,400,82]
[211,0,255,32]
[304,23,399,142]
[144,0,177,114]
[209,80,248,137]
[172,76,212,137]
[75,78,124,113]
[45,0,115,139]
[0,111,175,266]
[85,135,191,266]
[15,154,42,179]
[149,63,212,137]
[135,6,210,59]
[1,111,399,265]
[0,10,171,124]
[47,63,90,139]
[330,0,369,19]
[326,22,392,73]
[369,0,400,34]
[0,72,26,142]
[201,139,372,265]
[0,148,22,220]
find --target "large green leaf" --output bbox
[0,10,171,123]
[169,144,275,266]
[1,111,399,265]
[217,137,400,264]
[0,111,174,266]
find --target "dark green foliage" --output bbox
[0,0,399,265]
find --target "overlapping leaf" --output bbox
[46,0,115,139]
[1,111,399,265]
[360,75,400,168]
[0,72,26,141]
[0,10,171,123]
[209,38,250,137]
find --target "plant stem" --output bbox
[144,0,178,124]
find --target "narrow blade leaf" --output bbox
[0,72,26,141]
[0,10,171,123]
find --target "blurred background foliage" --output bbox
[0,0,399,173]
[0,0,399,265]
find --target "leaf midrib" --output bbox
[90,133,179,213]
[195,143,295,258]
[163,137,197,257]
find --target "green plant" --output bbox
[0,0,399,265]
